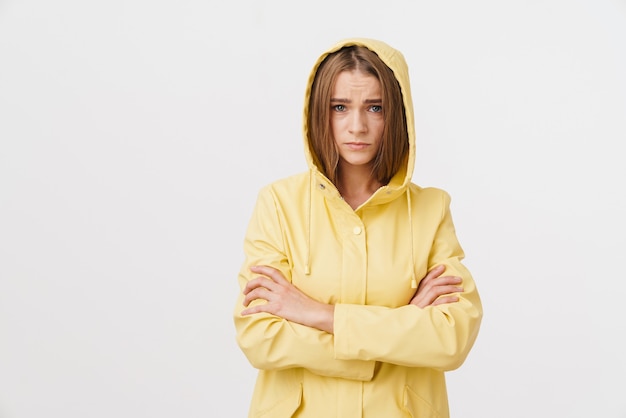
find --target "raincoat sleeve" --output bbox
[234,186,376,381]
[333,190,483,371]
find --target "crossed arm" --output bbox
[240,264,464,334]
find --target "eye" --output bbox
[369,105,382,113]
[332,104,346,112]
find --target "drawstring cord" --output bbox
[407,189,417,288]
[305,170,312,275]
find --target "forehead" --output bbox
[332,70,381,93]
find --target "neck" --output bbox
[336,164,382,210]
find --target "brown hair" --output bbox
[307,45,409,185]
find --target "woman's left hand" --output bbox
[240,265,335,333]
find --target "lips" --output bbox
[345,142,370,150]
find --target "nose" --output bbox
[348,110,367,134]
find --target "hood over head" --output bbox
[302,38,416,202]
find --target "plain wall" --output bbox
[1,0,625,417]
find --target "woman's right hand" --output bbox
[409,265,464,308]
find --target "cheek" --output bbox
[373,121,385,142]
[330,119,342,140]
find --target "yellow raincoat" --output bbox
[234,38,482,418]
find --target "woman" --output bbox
[234,38,482,417]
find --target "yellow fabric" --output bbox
[234,38,482,418]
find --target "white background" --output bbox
[1,0,625,417]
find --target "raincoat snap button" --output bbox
[318,184,325,190]
[353,226,362,235]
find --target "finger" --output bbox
[415,285,462,308]
[427,285,463,300]
[241,304,271,316]
[250,265,290,285]
[431,295,460,306]
[425,265,445,280]
[243,286,273,307]
[418,266,445,289]
[434,275,463,285]
[418,274,461,294]
[243,276,279,295]
[416,265,445,291]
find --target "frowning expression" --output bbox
[330,70,384,169]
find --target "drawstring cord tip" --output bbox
[411,278,417,289]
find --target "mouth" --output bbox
[345,142,370,150]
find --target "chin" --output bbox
[342,158,375,167]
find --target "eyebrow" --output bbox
[330,98,382,104]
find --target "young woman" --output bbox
[234,38,482,417]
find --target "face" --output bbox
[330,70,384,170]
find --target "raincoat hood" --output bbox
[302,38,416,204]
